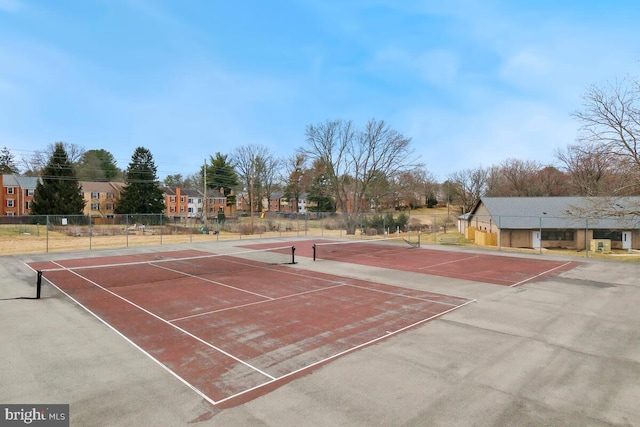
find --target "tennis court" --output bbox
[6,237,640,425]
[27,242,474,409]
[248,239,581,287]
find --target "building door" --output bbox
[532,230,541,249]
[622,231,632,250]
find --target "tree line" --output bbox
[2,76,640,223]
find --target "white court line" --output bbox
[151,262,275,301]
[31,255,477,407]
[47,261,277,384]
[169,284,347,323]
[31,264,219,407]
[417,254,480,270]
[213,297,477,406]
[509,261,574,287]
[343,282,470,307]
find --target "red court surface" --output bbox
[250,240,580,287]
[28,249,472,409]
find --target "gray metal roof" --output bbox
[473,197,640,230]
[2,174,40,189]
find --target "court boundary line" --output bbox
[169,283,347,323]
[311,241,575,286]
[151,262,276,301]
[169,268,470,323]
[48,261,277,383]
[26,250,477,407]
[416,254,481,270]
[509,261,574,287]
[213,297,476,406]
[23,264,219,407]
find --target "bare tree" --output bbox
[283,153,309,212]
[556,142,617,196]
[22,142,85,176]
[534,165,570,196]
[448,167,488,214]
[301,119,419,234]
[485,158,544,196]
[573,78,640,193]
[230,144,279,224]
[394,168,438,209]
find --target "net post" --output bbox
[291,246,296,264]
[36,270,42,299]
[312,244,316,261]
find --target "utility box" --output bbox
[590,239,611,253]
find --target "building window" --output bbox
[7,212,14,216]
[106,203,114,210]
[180,206,185,212]
[188,207,194,213]
[91,203,99,210]
[593,230,623,241]
[7,187,14,194]
[180,196,185,202]
[25,201,31,210]
[170,196,175,202]
[25,189,34,197]
[541,230,574,241]
[7,199,14,208]
[91,192,100,199]
[170,206,176,212]
[106,192,114,199]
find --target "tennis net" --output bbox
[37,245,297,288]
[311,236,419,262]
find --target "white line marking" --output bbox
[510,261,573,287]
[48,261,276,382]
[213,297,477,406]
[32,251,478,407]
[343,283,468,307]
[37,271,219,406]
[169,284,347,323]
[417,255,480,270]
[151,262,275,300]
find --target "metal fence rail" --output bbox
[0,211,637,257]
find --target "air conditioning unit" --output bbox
[590,239,611,253]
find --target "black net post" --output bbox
[36,270,42,299]
[312,244,316,261]
[291,246,296,264]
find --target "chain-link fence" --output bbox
[1,211,637,257]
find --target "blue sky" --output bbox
[1,0,639,180]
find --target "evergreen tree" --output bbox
[30,142,85,215]
[76,149,120,181]
[115,147,165,214]
[204,152,240,209]
[0,146,19,174]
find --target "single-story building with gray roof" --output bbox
[465,197,640,251]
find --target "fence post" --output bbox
[539,216,543,255]
[46,215,49,253]
[37,270,42,299]
[434,214,437,244]
[585,218,589,258]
